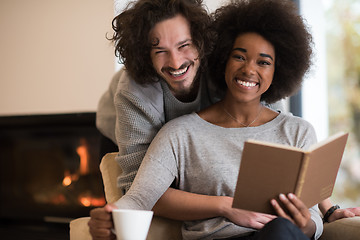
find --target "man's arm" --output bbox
[96,69,123,144]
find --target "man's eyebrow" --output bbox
[177,39,192,46]
[151,39,192,50]
[151,46,165,50]
[233,48,274,61]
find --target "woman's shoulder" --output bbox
[161,113,199,129]
[281,112,313,127]
[279,112,317,139]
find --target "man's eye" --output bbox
[155,50,166,55]
[179,44,190,49]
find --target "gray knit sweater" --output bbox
[96,68,284,193]
[111,69,215,192]
[115,112,323,240]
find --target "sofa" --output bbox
[70,152,360,240]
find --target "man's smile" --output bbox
[168,65,190,77]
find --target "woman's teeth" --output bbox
[237,80,257,87]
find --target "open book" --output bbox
[232,132,349,215]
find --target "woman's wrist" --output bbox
[216,196,234,218]
[323,205,340,223]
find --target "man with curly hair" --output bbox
[89,1,229,239]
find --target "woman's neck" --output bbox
[221,100,264,128]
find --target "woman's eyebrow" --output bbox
[233,47,247,53]
[260,53,274,61]
[233,48,274,61]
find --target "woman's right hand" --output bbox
[88,204,118,240]
[221,196,276,229]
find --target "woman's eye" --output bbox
[259,60,271,66]
[233,55,245,61]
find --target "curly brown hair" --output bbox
[110,0,214,84]
[209,0,313,103]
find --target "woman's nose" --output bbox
[242,61,256,75]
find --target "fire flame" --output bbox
[62,170,79,187]
[79,195,106,207]
[59,138,106,207]
[77,139,90,175]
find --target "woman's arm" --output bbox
[319,198,360,222]
[153,188,228,220]
[153,188,276,229]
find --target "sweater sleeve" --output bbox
[309,205,324,240]
[113,71,165,192]
[114,126,178,210]
[96,70,122,144]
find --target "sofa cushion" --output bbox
[320,216,360,240]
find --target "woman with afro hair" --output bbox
[208,0,360,227]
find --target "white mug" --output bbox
[112,209,153,240]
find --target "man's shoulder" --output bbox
[114,68,164,108]
[117,68,162,94]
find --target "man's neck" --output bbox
[172,77,200,103]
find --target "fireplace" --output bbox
[0,112,114,239]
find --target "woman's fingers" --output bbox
[271,193,310,229]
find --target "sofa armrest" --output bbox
[70,217,92,240]
[100,152,123,203]
[320,216,360,240]
[147,216,182,240]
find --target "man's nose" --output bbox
[168,51,184,69]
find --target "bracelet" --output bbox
[323,204,340,223]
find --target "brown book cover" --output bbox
[232,132,349,215]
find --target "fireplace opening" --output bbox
[0,113,109,236]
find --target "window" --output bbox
[301,0,360,207]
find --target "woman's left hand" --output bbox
[271,193,315,237]
[328,207,360,222]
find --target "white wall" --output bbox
[1,0,325,121]
[300,0,329,140]
[115,0,228,15]
[0,0,115,116]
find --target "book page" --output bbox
[297,132,348,207]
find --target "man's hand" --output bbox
[328,207,360,222]
[88,204,118,240]
[271,193,315,237]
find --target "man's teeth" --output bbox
[237,80,257,87]
[170,67,188,77]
